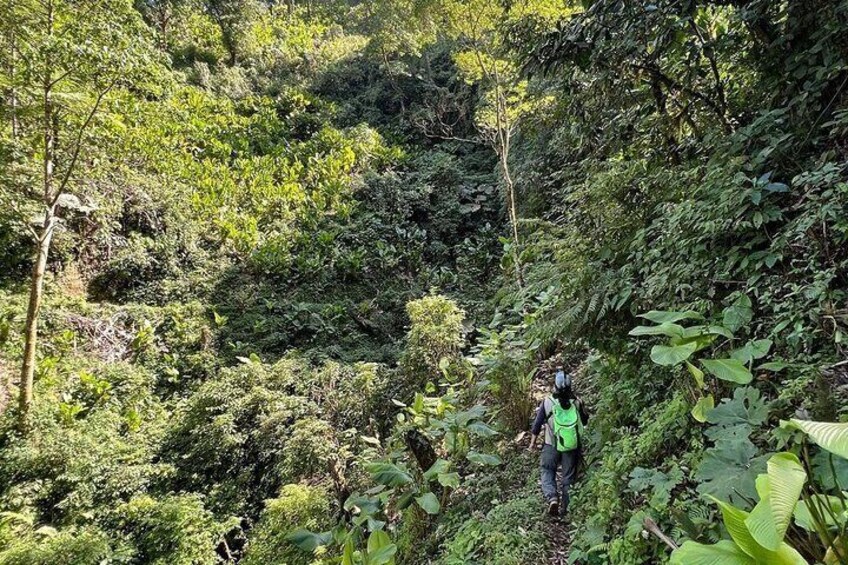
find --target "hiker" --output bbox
[529,367,588,516]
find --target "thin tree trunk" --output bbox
[18,216,55,431]
[19,1,54,431]
[493,87,523,287]
[9,33,18,139]
[405,428,439,489]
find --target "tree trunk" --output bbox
[9,34,18,139]
[497,135,523,287]
[19,21,55,431]
[405,428,442,495]
[18,216,55,431]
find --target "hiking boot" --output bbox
[547,499,559,516]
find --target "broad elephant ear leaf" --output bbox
[701,358,753,384]
[367,530,397,565]
[691,395,714,423]
[286,529,333,552]
[638,310,704,324]
[629,322,685,337]
[781,420,848,459]
[415,492,441,514]
[650,342,697,366]
[670,540,755,565]
[366,462,414,487]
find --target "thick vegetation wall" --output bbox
[1,1,848,564]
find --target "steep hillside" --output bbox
[2,1,848,564]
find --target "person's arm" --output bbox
[576,396,589,426]
[528,400,547,450]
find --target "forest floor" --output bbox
[546,518,572,564]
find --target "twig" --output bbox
[643,517,679,551]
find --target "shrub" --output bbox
[243,484,331,565]
[112,494,234,565]
[401,295,467,391]
[0,525,122,565]
[160,359,318,516]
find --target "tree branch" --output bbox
[51,81,115,205]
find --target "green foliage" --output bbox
[0,524,122,565]
[401,295,468,390]
[440,492,547,565]
[243,484,331,565]
[113,494,234,565]
[2,0,848,562]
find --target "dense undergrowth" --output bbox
[2,0,848,563]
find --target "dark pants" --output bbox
[540,443,579,513]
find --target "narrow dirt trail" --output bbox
[546,517,572,564]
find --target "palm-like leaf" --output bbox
[782,420,848,459]
[745,453,806,551]
[670,540,755,565]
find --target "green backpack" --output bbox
[551,398,580,452]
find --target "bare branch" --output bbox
[51,81,115,204]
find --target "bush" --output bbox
[243,484,331,565]
[112,494,234,565]
[0,525,122,565]
[160,359,318,516]
[0,359,171,526]
[401,295,467,391]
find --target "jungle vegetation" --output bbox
[1,0,848,563]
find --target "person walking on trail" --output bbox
[529,367,589,516]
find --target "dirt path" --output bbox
[546,517,572,564]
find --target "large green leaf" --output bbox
[671,538,806,565]
[701,358,753,384]
[366,463,414,487]
[696,436,768,506]
[692,395,715,423]
[723,295,753,333]
[629,322,685,337]
[812,449,848,491]
[687,361,706,388]
[650,342,698,366]
[286,529,333,552]
[781,420,848,459]
[423,459,450,481]
[708,497,763,559]
[670,540,755,565]
[467,421,498,438]
[415,492,441,514]
[639,310,704,324]
[745,453,806,551]
[437,472,460,488]
[367,544,397,565]
[344,494,382,516]
[706,387,769,430]
[730,340,773,364]
[466,451,502,466]
[366,531,396,565]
